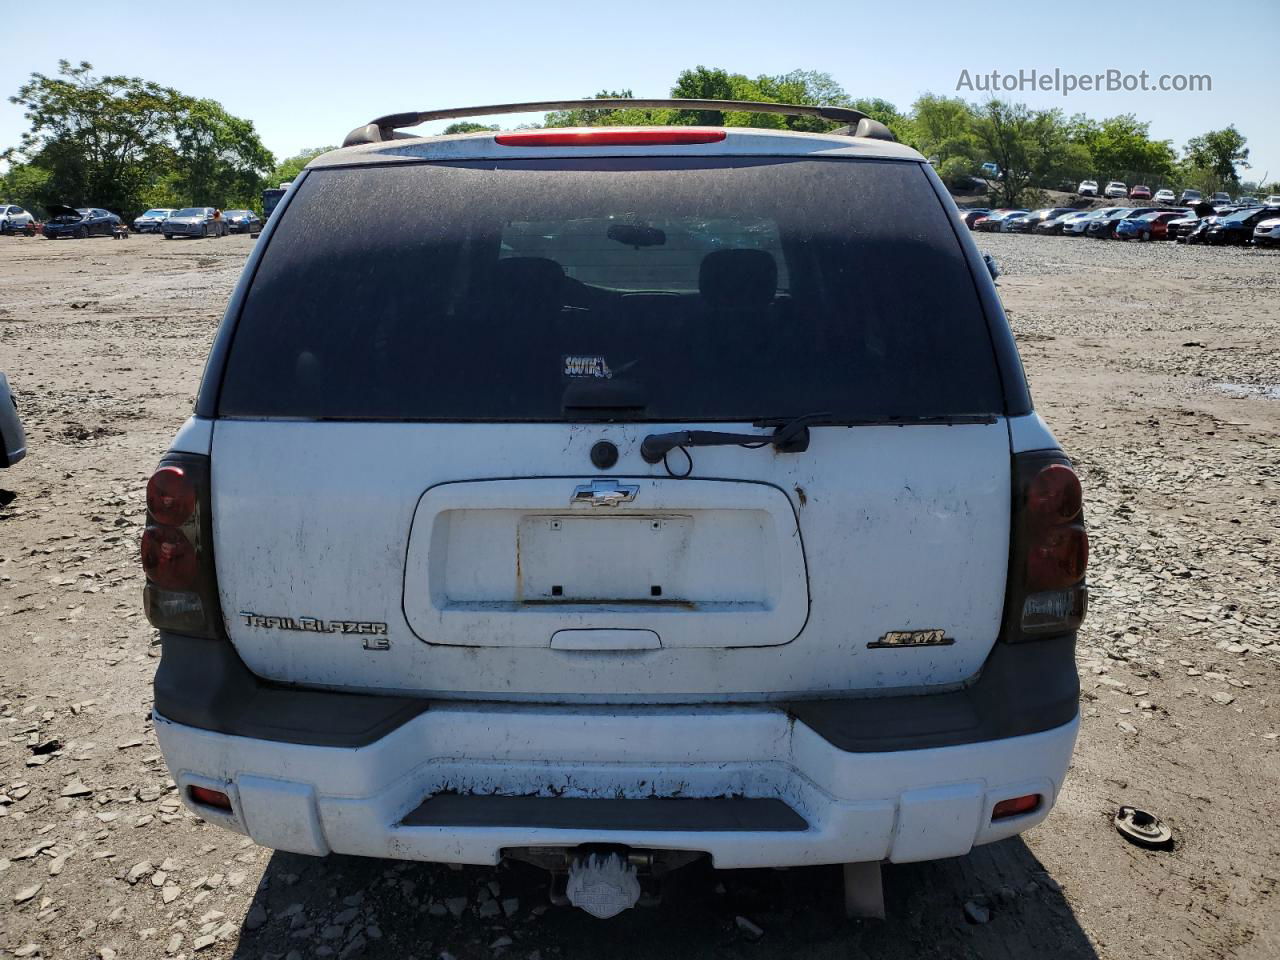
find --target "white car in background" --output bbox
[1153,189,1176,205]
[1077,179,1098,197]
[1263,194,1280,206]
[1104,181,1128,198]
[1253,217,1280,247]
[0,204,36,235]
[1063,207,1125,235]
[133,208,175,233]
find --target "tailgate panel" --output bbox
[211,420,1010,699]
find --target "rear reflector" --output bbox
[188,785,232,811]
[495,129,726,147]
[992,793,1041,820]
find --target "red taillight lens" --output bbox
[1026,464,1082,525]
[1026,525,1089,591]
[188,785,232,811]
[147,466,197,526]
[992,794,1041,820]
[1023,463,1088,592]
[141,526,198,590]
[495,128,727,147]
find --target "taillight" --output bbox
[141,526,198,589]
[141,453,223,638]
[1003,452,1089,641]
[494,128,727,147]
[146,466,196,526]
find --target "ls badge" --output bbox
[868,629,954,649]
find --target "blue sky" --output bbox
[4,0,1277,179]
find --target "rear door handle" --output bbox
[550,629,661,651]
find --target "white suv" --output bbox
[1104,181,1128,198]
[145,99,1087,918]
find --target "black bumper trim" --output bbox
[784,634,1079,752]
[401,794,808,832]
[153,633,428,748]
[153,632,1077,752]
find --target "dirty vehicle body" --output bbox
[1,372,27,468]
[145,99,1087,917]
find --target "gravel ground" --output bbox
[1,231,1278,960]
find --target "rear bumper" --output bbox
[156,704,1077,869]
[154,634,1080,867]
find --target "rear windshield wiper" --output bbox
[640,412,833,464]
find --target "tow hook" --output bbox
[563,852,642,918]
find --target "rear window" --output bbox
[218,157,1002,422]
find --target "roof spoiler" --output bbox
[341,98,897,148]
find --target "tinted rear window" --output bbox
[218,157,1002,421]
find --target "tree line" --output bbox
[2,62,1270,219]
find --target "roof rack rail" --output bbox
[341,98,896,148]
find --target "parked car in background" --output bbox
[1233,196,1260,207]
[1206,206,1280,245]
[1104,181,1128,198]
[1153,189,1176,205]
[1253,217,1280,247]
[1078,179,1099,197]
[1181,216,1219,244]
[975,209,1029,232]
[1115,210,1186,241]
[133,208,175,233]
[1063,208,1124,236]
[163,208,227,239]
[1007,207,1076,233]
[1180,188,1203,204]
[1,204,37,235]
[1128,185,1151,200]
[980,161,1001,179]
[1086,208,1139,238]
[222,210,262,235]
[957,208,990,230]
[41,205,120,239]
[1,371,27,469]
[1035,210,1093,235]
[1165,214,1202,241]
[1264,195,1280,206]
[1209,192,1232,207]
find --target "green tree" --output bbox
[7,59,273,218]
[1183,126,1249,187]
[971,100,1077,206]
[1069,113,1175,182]
[171,98,274,208]
[906,94,979,176]
[441,122,499,135]
[544,89,672,128]
[0,162,52,214]
[271,146,338,186]
[7,60,181,216]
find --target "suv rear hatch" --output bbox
[208,148,1014,701]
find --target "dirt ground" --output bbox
[1,231,1278,960]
